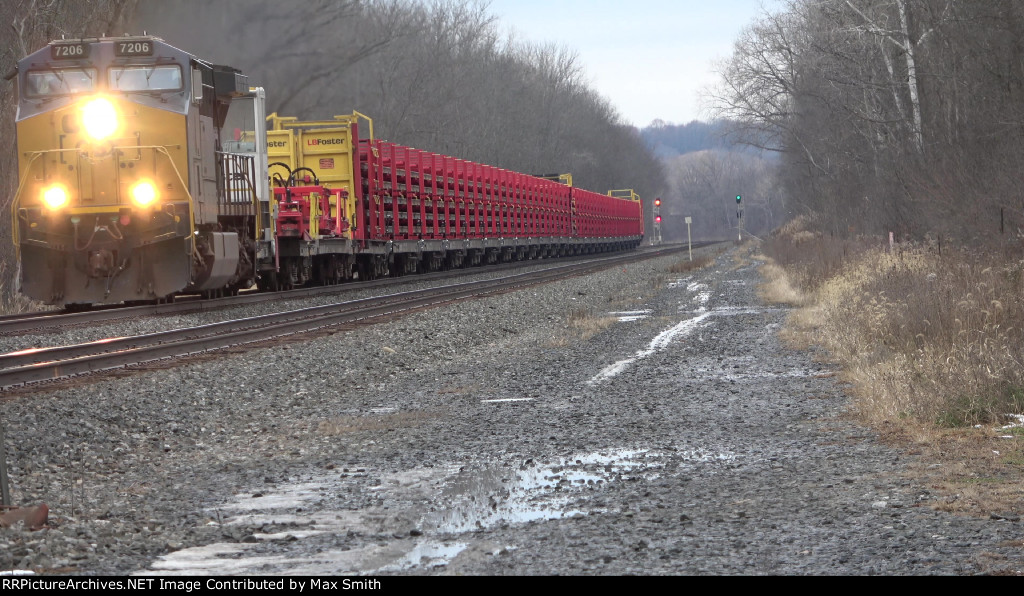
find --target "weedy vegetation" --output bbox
[667,255,713,274]
[0,263,44,314]
[761,216,1024,427]
[545,308,618,347]
[759,216,1024,516]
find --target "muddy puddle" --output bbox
[145,446,735,575]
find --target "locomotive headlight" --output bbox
[82,97,118,141]
[42,185,69,209]
[130,181,158,207]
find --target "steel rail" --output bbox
[0,244,708,335]
[0,245,701,390]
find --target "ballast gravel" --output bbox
[1,243,1022,576]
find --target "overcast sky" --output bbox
[484,0,781,128]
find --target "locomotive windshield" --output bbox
[25,68,96,97]
[108,65,182,91]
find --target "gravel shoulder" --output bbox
[1,243,1022,575]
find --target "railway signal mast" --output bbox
[653,198,662,245]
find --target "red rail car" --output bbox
[263,113,643,287]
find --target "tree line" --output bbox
[132,0,665,202]
[710,0,1024,244]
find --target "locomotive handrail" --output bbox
[216,151,262,277]
[216,150,262,243]
[138,145,198,243]
[9,152,43,252]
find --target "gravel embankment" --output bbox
[1,243,1022,575]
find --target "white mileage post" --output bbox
[685,216,693,261]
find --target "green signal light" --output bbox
[736,195,742,203]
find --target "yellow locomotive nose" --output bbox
[82,97,118,140]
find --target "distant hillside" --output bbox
[639,120,734,158]
[639,120,773,158]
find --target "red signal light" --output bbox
[655,215,662,223]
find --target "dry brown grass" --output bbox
[0,263,46,314]
[545,308,617,347]
[876,419,1024,518]
[760,218,1024,519]
[762,219,1024,427]
[757,257,814,307]
[728,241,758,271]
[667,255,714,274]
[437,383,482,396]
[815,247,1024,427]
[569,308,617,339]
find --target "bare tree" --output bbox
[708,0,1024,243]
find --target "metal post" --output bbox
[685,216,692,261]
[0,419,11,507]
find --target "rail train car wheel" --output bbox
[256,273,280,292]
[279,260,296,291]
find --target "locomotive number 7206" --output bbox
[116,41,153,57]
[50,43,89,59]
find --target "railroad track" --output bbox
[0,244,702,335]
[0,244,709,392]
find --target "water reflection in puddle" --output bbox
[609,310,652,322]
[147,446,734,574]
[378,540,470,572]
[425,447,734,533]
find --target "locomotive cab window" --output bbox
[108,65,183,92]
[221,96,257,153]
[25,68,97,97]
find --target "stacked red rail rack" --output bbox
[265,113,644,284]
